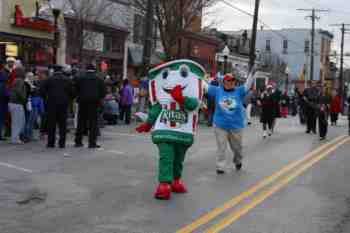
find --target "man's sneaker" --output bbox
[216,169,225,175]
[235,163,242,171]
[263,131,267,138]
[319,137,326,141]
[268,130,273,136]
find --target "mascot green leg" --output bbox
[157,143,189,182]
[154,143,189,199]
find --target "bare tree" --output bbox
[134,0,217,60]
[46,0,127,63]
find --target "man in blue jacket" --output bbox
[207,71,255,174]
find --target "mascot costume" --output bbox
[136,59,205,200]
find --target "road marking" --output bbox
[0,162,34,173]
[106,150,125,155]
[176,135,347,233]
[204,137,350,233]
[103,131,148,139]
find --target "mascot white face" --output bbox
[148,59,206,105]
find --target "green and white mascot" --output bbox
[136,59,206,200]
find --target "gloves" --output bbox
[136,123,152,133]
[170,85,185,105]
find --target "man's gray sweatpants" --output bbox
[214,126,243,171]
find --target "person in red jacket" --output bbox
[330,89,341,126]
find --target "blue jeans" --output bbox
[24,108,39,140]
[8,103,25,143]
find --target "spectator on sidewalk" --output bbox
[0,64,9,140]
[103,86,119,125]
[74,64,106,149]
[119,79,133,125]
[40,65,74,148]
[8,66,26,144]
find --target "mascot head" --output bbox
[148,59,206,105]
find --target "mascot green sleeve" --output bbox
[136,59,205,200]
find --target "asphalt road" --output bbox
[0,116,349,233]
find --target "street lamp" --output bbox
[222,45,230,74]
[52,8,61,65]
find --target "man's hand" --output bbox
[136,123,152,133]
[170,85,185,105]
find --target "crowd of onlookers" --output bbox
[1,56,349,148]
[0,57,149,148]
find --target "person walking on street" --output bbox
[318,89,330,140]
[303,82,320,134]
[119,79,133,125]
[8,66,26,144]
[330,89,341,126]
[207,71,255,174]
[40,65,74,148]
[258,85,276,138]
[271,86,282,131]
[74,64,106,149]
[245,88,254,125]
[280,91,290,118]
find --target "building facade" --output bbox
[0,0,54,66]
[254,28,333,82]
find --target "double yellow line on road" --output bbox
[177,135,350,233]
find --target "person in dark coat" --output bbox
[40,65,74,148]
[330,89,341,126]
[0,66,9,140]
[74,64,106,148]
[258,85,276,138]
[318,89,330,140]
[303,83,320,134]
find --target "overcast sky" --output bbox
[204,0,350,66]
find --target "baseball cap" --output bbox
[223,73,235,81]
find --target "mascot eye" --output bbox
[162,69,169,80]
[180,65,189,78]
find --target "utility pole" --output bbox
[330,23,350,112]
[297,8,328,84]
[249,0,260,71]
[141,0,154,76]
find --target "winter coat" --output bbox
[40,73,74,106]
[330,95,341,113]
[120,84,133,106]
[259,92,276,123]
[75,71,106,103]
[9,78,26,105]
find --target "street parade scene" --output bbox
[1,0,350,233]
